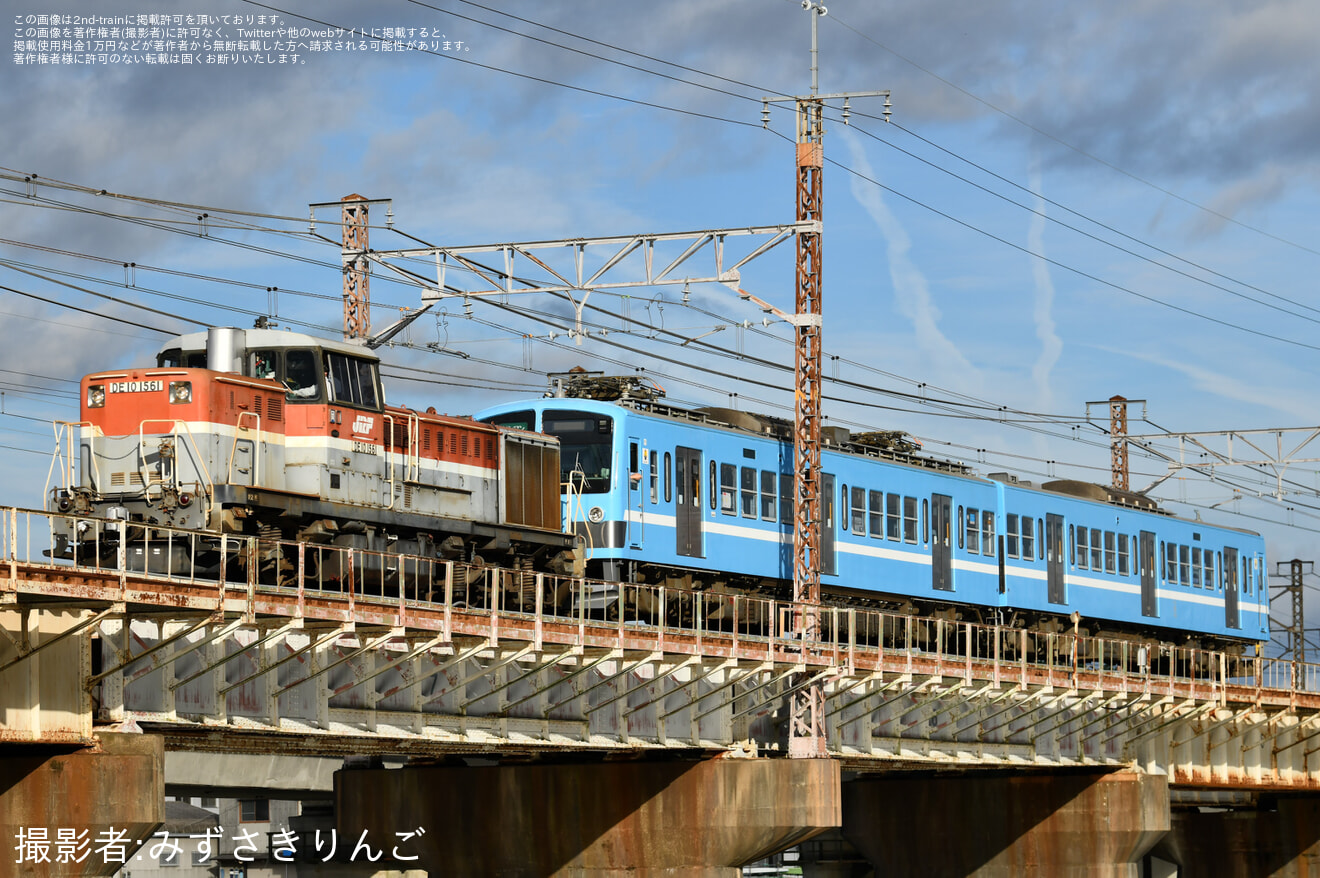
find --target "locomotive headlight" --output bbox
[169,381,193,404]
[588,506,605,523]
[87,385,106,408]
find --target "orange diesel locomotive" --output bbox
[48,326,573,578]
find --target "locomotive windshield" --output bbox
[542,409,614,494]
[157,348,207,368]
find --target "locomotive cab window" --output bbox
[157,348,207,368]
[324,352,381,410]
[284,349,322,402]
[543,410,614,494]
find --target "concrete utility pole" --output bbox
[764,1,890,760]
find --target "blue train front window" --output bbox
[543,409,614,494]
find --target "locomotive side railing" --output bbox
[2,505,1315,706]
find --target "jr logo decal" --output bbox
[352,415,374,434]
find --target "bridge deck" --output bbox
[4,507,1320,789]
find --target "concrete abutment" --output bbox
[1154,797,1320,877]
[840,769,1169,878]
[334,756,841,876]
[0,732,165,878]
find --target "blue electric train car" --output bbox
[476,378,1268,650]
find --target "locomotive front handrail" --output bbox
[137,419,216,525]
[45,420,100,500]
[226,411,261,488]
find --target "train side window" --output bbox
[869,490,884,538]
[720,464,737,515]
[1205,551,1215,591]
[710,461,717,510]
[957,506,965,549]
[780,474,793,525]
[1022,516,1035,561]
[1090,528,1102,571]
[981,511,995,557]
[1118,534,1130,576]
[1069,525,1075,566]
[741,467,757,518]
[675,456,684,507]
[852,486,866,534]
[1191,547,1202,587]
[965,507,979,553]
[1161,542,1170,582]
[1178,545,1190,586]
[324,352,380,409]
[664,453,672,503]
[903,496,919,544]
[922,498,929,544]
[887,493,901,541]
[1076,526,1089,569]
[650,454,659,504]
[1005,513,1020,559]
[761,470,777,521]
[250,349,279,381]
[1039,519,1045,560]
[1104,531,1116,574]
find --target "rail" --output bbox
[0,505,1312,704]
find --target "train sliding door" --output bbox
[1224,546,1240,629]
[821,473,837,576]
[1140,531,1158,617]
[675,446,703,558]
[627,438,644,548]
[1046,514,1065,604]
[931,494,953,591]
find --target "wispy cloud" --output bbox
[1095,344,1316,423]
[840,129,978,388]
[1028,153,1063,407]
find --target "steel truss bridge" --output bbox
[4,506,1320,790]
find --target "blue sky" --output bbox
[5,0,1320,643]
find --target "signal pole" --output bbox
[764,1,890,760]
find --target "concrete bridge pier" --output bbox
[1153,797,1320,876]
[840,769,1169,877]
[334,756,840,876]
[0,732,165,878]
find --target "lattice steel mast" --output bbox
[765,1,890,759]
[310,195,393,341]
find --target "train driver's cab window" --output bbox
[157,348,207,368]
[284,349,322,402]
[483,410,537,431]
[324,352,381,409]
[543,410,614,494]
